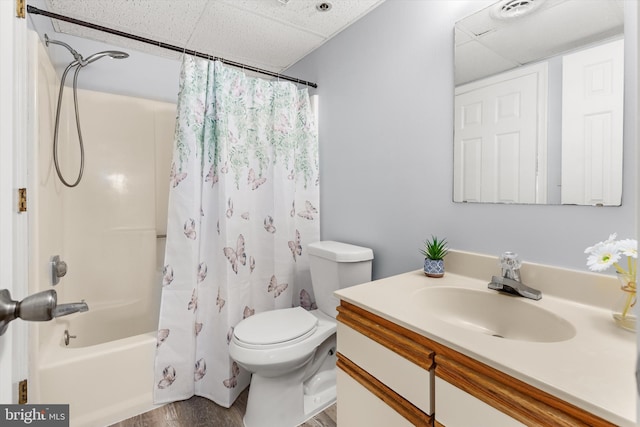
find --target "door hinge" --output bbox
[18,379,27,404]
[18,188,27,212]
[16,0,25,18]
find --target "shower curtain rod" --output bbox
[27,5,318,89]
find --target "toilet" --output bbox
[228,241,374,427]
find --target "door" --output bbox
[0,1,29,404]
[454,63,548,203]
[561,38,624,206]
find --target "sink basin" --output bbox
[414,287,576,343]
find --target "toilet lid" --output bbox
[234,307,318,346]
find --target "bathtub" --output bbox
[35,300,162,427]
[28,32,176,426]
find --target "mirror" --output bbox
[453,0,625,205]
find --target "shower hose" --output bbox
[52,63,86,188]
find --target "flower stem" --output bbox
[621,290,635,319]
[613,262,627,275]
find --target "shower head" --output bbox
[44,33,129,67]
[46,33,129,188]
[83,50,129,65]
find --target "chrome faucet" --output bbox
[53,301,89,317]
[488,252,542,300]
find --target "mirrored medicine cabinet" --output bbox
[453,0,625,205]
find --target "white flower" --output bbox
[584,233,618,254]
[585,234,637,277]
[617,239,638,259]
[586,243,621,272]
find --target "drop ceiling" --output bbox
[30,0,385,74]
[455,0,625,85]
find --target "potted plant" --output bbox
[421,236,449,278]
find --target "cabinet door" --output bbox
[337,369,414,427]
[435,377,525,427]
[337,323,433,414]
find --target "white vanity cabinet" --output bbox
[336,300,617,427]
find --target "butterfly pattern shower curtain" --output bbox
[153,57,319,407]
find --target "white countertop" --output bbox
[335,269,637,426]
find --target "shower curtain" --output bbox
[153,57,319,407]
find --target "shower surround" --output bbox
[27,31,176,426]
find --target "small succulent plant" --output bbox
[420,236,449,260]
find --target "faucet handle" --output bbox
[500,251,521,280]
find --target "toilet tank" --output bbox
[307,241,374,318]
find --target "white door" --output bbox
[561,38,624,206]
[454,63,548,203]
[0,1,29,404]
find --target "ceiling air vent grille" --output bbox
[493,0,545,20]
[316,2,332,12]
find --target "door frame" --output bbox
[0,0,29,404]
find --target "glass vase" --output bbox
[612,272,636,332]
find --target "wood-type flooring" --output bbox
[110,388,337,427]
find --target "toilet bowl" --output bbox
[228,241,374,427]
[230,308,337,427]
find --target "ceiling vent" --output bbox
[316,2,333,12]
[492,0,545,20]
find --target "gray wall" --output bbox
[287,0,638,280]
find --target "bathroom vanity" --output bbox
[334,251,636,427]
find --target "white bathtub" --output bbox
[35,301,162,427]
[28,32,176,426]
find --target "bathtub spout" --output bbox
[53,301,89,317]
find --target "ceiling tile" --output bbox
[47,0,209,46]
[39,0,385,73]
[221,0,384,37]
[188,1,325,71]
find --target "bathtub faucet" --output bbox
[53,301,89,317]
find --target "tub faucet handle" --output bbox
[50,255,68,286]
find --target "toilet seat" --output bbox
[233,306,318,349]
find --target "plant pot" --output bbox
[424,258,444,278]
[612,272,636,332]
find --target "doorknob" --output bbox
[0,289,56,335]
[0,289,89,336]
